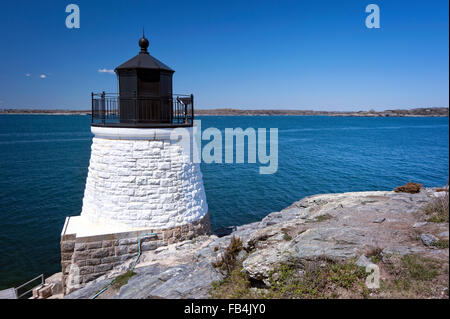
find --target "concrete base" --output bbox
[63,215,149,238]
[60,213,211,295]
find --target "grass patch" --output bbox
[265,258,368,299]
[210,264,256,299]
[314,214,334,222]
[382,254,442,296]
[210,253,448,299]
[111,270,136,289]
[211,257,369,299]
[427,216,448,223]
[424,191,449,223]
[432,239,449,249]
[328,262,367,289]
[400,255,440,281]
[280,228,293,241]
[394,182,422,194]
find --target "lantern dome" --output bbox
[115,35,174,73]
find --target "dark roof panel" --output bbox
[115,52,175,73]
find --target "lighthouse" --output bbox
[60,34,210,294]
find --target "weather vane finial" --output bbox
[139,27,149,53]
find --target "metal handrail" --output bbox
[14,274,44,299]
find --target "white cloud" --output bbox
[40,74,47,79]
[25,73,31,77]
[98,68,115,75]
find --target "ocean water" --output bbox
[0,114,448,289]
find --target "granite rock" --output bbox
[65,188,449,299]
[421,233,439,247]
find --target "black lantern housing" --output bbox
[91,34,193,127]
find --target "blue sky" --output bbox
[0,0,448,110]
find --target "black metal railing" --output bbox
[91,93,194,127]
[14,274,44,299]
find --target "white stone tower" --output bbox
[80,126,209,230]
[60,35,210,293]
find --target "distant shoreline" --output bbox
[0,107,448,117]
[0,110,90,115]
[196,107,449,117]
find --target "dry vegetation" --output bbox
[263,258,370,299]
[212,236,244,277]
[424,191,449,223]
[376,254,448,298]
[313,213,334,222]
[394,182,423,194]
[210,237,449,299]
[210,186,450,299]
[211,257,370,299]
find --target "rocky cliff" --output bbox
[65,187,449,299]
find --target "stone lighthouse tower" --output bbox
[60,34,210,293]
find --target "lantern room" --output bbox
[91,34,193,127]
[115,35,174,99]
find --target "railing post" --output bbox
[91,92,94,124]
[191,94,194,122]
[134,95,137,125]
[183,96,187,124]
[101,91,106,124]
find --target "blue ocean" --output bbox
[0,114,448,289]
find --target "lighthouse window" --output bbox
[138,71,159,96]
[119,74,137,98]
